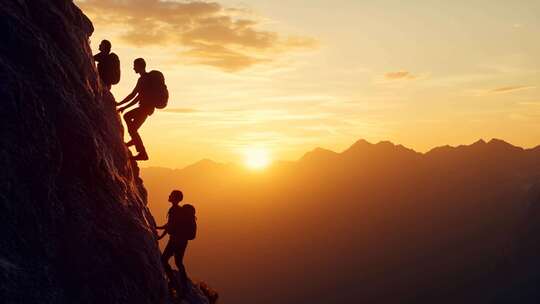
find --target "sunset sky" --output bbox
[77,0,540,168]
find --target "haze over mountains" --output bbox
[143,138,540,304]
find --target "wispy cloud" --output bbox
[384,71,417,80]
[489,86,536,94]
[77,0,317,71]
[466,85,536,97]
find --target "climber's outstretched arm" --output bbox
[117,79,143,106]
[117,90,137,106]
[118,95,140,113]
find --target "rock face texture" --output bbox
[0,1,171,303]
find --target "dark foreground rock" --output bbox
[0,1,208,303]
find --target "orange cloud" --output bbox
[489,86,535,94]
[384,71,417,80]
[78,0,317,71]
[181,43,269,72]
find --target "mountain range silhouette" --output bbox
[144,138,540,304]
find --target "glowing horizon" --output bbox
[244,147,271,170]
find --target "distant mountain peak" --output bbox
[341,139,421,160]
[472,139,487,146]
[353,138,372,146]
[376,140,395,147]
[195,158,219,165]
[182,158,222,171]
[351,139,373,147]
[468,138,522,151]
[300,147,338,162]
[343,139,373,153]
[427,138,524,157]
[487,138,515,147]
[312,147,333,153]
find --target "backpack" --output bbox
[102,53,121,85]
[184,214,197,240]
[143,70,168,109]
[169,204,197,240]
[182,204,197,240]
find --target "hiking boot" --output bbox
[132,151,149,161]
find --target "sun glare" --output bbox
[244,148,271,170]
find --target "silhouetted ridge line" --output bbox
[181,159,225,173]
[169,138,539,171]
[342,138,373,153]
[306,138,531,160]
[299,147,339,162]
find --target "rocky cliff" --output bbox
[0,1,194,303]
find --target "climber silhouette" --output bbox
[157,190,197,298]
[117,58,153,161]
[116,57,169,161]
[93,40,120,90]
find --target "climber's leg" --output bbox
[162,239,181,293]
[123,107,149,160]
[174,240,189,293]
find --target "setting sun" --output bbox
[244,148,271,170]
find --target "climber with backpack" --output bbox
[93,40,121,90]
[157,190,197,299]
[117,58,168,161]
